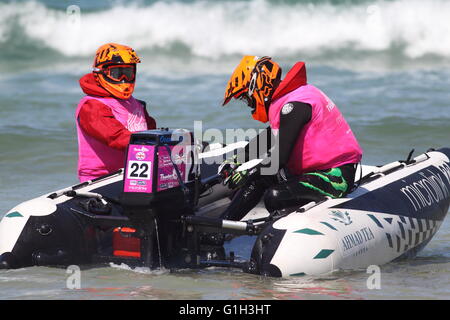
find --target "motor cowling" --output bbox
[120,129,197,216]
[118,129,199,268]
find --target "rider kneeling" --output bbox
[219,56,363,220]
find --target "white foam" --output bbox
[0,0,449,59]
[109,262,170,275]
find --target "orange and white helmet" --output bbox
[92,43,141,100]
[223,56,281,123]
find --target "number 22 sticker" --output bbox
[126,161,152,180]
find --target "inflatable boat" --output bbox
[0,129,449,277]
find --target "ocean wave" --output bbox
[0,0,449,61]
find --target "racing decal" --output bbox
[313,249,334,259]
[320,221,337,231]
[5,212,23,218]
[384,218,393,224]
[378,214,440,254]
[367,214,383,228]
[293,228,324,235]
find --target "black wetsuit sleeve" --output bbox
[276,101,312,168]
[233,102,312,172]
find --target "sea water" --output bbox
[0,0,449,300]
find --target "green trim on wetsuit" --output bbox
[300,168,348,198]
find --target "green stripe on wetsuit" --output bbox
[300,168,348,198]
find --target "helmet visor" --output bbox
[104,65,136,83]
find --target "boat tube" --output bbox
[0,129,449,277]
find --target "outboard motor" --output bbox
[0,128,231,270]
[119,129,199,268]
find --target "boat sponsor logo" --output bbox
[158,148,186,167]
[133,146,149,153]
[160,182,177,189]
[159,169,178,181]
[168,182,177,188]
[126,185,148,192]
[329,210,352,225]
[159,155,173,168]
[340,227,375,257]
[159,133,184,144]
[157,148,186,191]
[129,180,146,186]
[400,163,450,212]
[136,152,145,160]
[159,135,172,143]
[159,183,167,189]
[173,151,185,165]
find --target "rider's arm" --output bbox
[226,101,311,180]
[246,101,312,175]
[236,101,312,169]
[78,100,132,150]
[276,101,312,168]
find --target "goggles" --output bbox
[100,64,136,83]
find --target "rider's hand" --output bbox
[227,170,249,189]
[218,156,241,180]
[218,156,251,189]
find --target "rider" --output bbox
[75,43,156,182]
[219,56,363,220]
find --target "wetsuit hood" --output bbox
[79,73,112,97]
[272,62,307,101]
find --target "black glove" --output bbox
[218,156,250,189]
[226,169,249,189]
[218,156,241,179]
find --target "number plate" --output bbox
[126,160,152,180]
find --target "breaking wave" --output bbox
[0,0,449,61]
